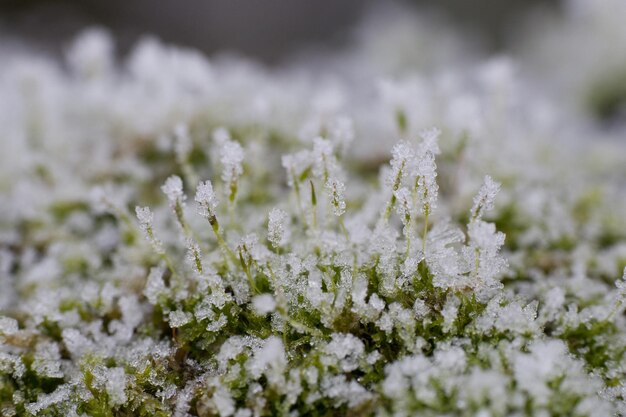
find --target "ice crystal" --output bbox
[195,180,219,219]
[135,206,164,253]
[267,208,289,248]
[322,333,365,372]
[387,141,413,189]
[313,137,337,181]
[220,139,244,195]
[251,294,276,315]
[325,178,346,217]
[471,175,501,222]
[169,310,193,328]
[162,175,185,205]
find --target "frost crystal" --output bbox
[267,208,289,248]
[135,205,153,225]
[313,137,336,181]
[413,149,438,213]
[471,175,501,221]
[195,180,219,219]
[161,175,185,204]
[32,341,63,378]
[387,141,413,188]
[169,310,193,327]
[220,140,244,185]
[247,337,287,386]
[144,264,166,304]
[104,367,128,406]
[394,187,412,222]
[325,178,346,216]
[252,294,277,315]
[135,206,164,253]
[322,333,365,372]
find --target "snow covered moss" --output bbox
[2,3,626,416]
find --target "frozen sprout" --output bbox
[267,208,290,248]
[471,175,501,222]
[135,206,164,254]
[220,140,244,186]
[195,180,219,219]
[161,175,185,204]
[325,178,346,217]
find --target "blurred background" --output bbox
[1,0,556,61]
[2,0,626,124]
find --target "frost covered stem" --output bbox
[383,159,406,223]
[339,217,349,242]
[470,175,501,223]
[195,180,237,264]
[211,217,237,265]
[310,180,318,231]
[266,263,323,338]
[422,205,429,253]
[288,168,304,218]
[239,245,259,294]
[136,206,181,282]
[162,175,191,237]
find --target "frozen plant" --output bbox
[2,8,626,417]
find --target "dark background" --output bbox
[1,0,557,62]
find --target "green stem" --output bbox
[208,216,237,265]
[239,247,259,294]
[382,161,405,223]
[422,208,429,253]
[339,217,349,242]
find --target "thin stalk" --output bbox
[310,180,318,231]
[208,216,238,265]
[422,207,429,253]
[382,160,405,222]
[239,246,259,294]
